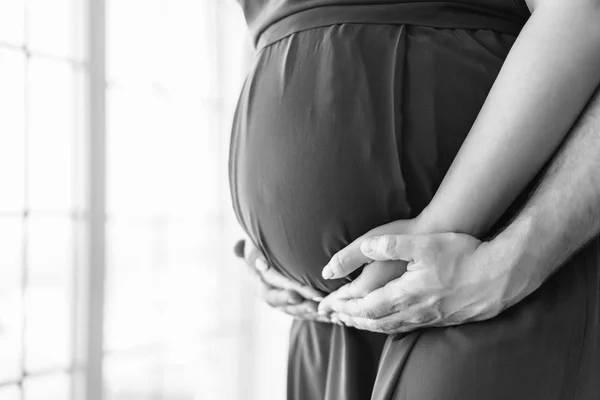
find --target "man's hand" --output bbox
[317,219,416,316]
[322,232,541,333]
[234,239,330,322]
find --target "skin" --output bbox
[316,0,600,316]
[318,82,600,332]
[235,238,331,322]
[238,0,600,327]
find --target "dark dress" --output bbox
[229,1,600,399]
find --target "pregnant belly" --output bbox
[229,24,513,293]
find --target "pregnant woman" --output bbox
[229,0,600,399]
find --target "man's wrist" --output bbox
[489,212,550,298]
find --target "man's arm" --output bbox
[321,0,600,282]
[495,85,600,284]
[320,86,600,330]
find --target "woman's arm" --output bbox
[319,86,600,330]
[417,0,600,238]
[319,0,600,283]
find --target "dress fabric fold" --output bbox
[228,2,600,399]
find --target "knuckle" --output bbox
[399,294,422,310]
[373,321,392,333]
[346,281,368,298]
[415,236,432,256]
[364,319,385,332]
[382,237,397,258]
[412,312,437,326]
[362,309,379,320]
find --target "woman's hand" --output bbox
[321,232,537,333]
[234,239,330,322]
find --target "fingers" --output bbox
[334,301,443,333]
[282,300,317,315]
[261,268,324,300]
[261,287,331,322]
[317,282,355,315]
[334,313,411,333]
[318,260,407,314]
[321,219,419,280]
[360,234,422,262]
[243,240,269,273]
[235,240,323,302]
[237,238,325,300]
[281,300,331,323]
[329,283,402,319]
[263,288,304,307]
[318,267,383,314]
[321,239,372,280]
[290,283,325,302]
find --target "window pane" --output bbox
[25,217,73,372]
[0,217,23,382]
[28,58,74,212]
[195,336,245,400]
[107,0,162,84]
[160,357,194,400]
[221,2,252,109]
[160,220,220,340]
[104,353,162,400]
[107,88,224,217]
[27,0,78,58]
[0,0,25,45]
[153,0,218,98]
[107,88,169,216]
[0,48,26,212]
[23,373,71,400]
[105,220,161,352]
[0,385,21,400]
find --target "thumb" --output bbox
[360,235,420,261]
[321,239,372,280]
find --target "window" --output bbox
[1,0,289,399]
[0,0,85,398]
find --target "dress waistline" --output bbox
[256,2,527,50]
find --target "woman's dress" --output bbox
[228,1,600,398]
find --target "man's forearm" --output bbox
[496,85,600,284]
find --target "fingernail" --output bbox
[255,259,268,272]
[312,297,324,302]
[322,265,334,280]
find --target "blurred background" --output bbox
[0,0,291,399]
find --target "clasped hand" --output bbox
[234,238,330,322]
[317,219,531,333]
